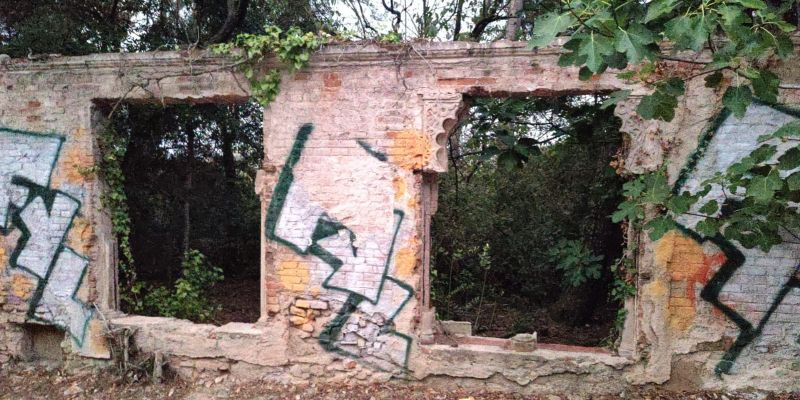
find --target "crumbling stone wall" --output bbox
[626,99,800,390]
[0,41,799,395]
[0,52,248,360]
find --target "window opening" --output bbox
[109,100,263,324]
[430,94,625,346]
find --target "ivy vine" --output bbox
[92,124,138,308]
[211,25,330,106]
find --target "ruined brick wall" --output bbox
[0,41,799,394]
[625,93,800,389]
[256,42,627,374]
[0,52,249,360]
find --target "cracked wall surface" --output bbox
[0,41,799,395]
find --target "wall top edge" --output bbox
[0,41,555,73]
[2,36,798,74]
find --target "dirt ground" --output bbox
[209,278,261,324]
[1,364,798,400]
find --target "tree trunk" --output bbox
[206,0,251,44]
[220,111,236,243]
[797,0,800,30]
[504,0,523,40]
[221,118,236,184]
[183,124,195,259]
[452,0,465,40]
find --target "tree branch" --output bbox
[206,0,250,44]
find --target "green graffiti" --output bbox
[0,127,93,347]
[356,139,388,162]
[670,102,800,375]
[265,124,414,370]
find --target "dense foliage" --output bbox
[431,96,627,343]
[131,249,225,322]
[111,102,263,280]
[529,0,798,122]
[0,0,334,56]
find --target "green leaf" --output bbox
[644,216,676,241]
[746,168,782,202]
[706,44,736,70]
[601,90,631,110]
[723,85,753,118]
[750,144,777,163]
[668,191,698,214]
[622,177,646,198]
[579,66,595,81]
[642,172,671,204]
[578,32,614,73]
[719,5,747,27]
[778,147,800,170]
[614,24,656,64]
[612,201,640,223]
[644,0,678,23]
[479,146,500,161]
[636,90,678,121]
[665,15,709,51]
[558,38,586,67]
[774,33,794,59]
[787,172,800,190]
[558,51,582,67]
[705,72,724,88]
[659,78,686,97]
[731,0,767,9]
[696,217,721,237]
[529,12,576,48]
[751,70,780,104]
[698,200,719,215]
[603,51,629,70]
[497,151,521,171]
[759,121,800,141]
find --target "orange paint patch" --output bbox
[387,129,431,171]
[0,247,6,272]
[654,230,726,332]
[81,319,111,358]
[393,247,418,277]
[406,195,417,210]
[277,256,311,293]
[11,273,35,299]
[392,176,407,201]
[643,279,668,298]
[51,128,93,187]
[67,217,93,254]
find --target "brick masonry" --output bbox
[0,41,799,394]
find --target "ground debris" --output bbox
[0,365,798,400]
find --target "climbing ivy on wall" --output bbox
[211,25,330,106]
[93,125,138,306]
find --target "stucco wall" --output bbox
[0,41,799,394]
